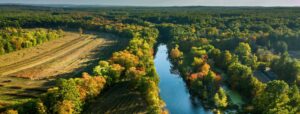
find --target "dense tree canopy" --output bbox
[1,5,300,114]
[0,28,63,55]
[253,80,300,114]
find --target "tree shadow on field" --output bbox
[39,32,129,88]
[0,32,129,104]
[83,81,148,114]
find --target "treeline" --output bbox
[93,24,166,113]
[160,24,300,113]
[2,73,106,114]
[1,5,300,114]
[156,21,300,53]
[133,7,300,52]
[160,24,300,84]
[2,6,300,51]
[163,23,230,110]
[0,28,63,55]
[271,52,300,84]
[1,14,166,113]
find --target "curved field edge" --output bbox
[0,34,90,76]
[0,9,166,113]
[82,27,166,113]
[0,31,128,109]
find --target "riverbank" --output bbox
[155,44,213,114]
[155,44,247,113]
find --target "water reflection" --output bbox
[154,44,212,114]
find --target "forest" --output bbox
[0,5,299,114]
[0,28,63,55]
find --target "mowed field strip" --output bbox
[0,32,125,107]
[0,32,118,79]
[11,35,114,79]
[0,33,92,76]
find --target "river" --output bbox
[154,44,245,114]
[154,45,213,114]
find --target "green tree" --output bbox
[110,50,139,69]
[56,79,82,114]
[209,48,221,67]
[274,41,288,54]
[235,42,251,57]
[221,50,234,69]
[228,62,253,96]
[0,42,5,55]
[253,80,291,114]
[93,61,110,76]
[271,52,300,84]
[213,88,228,108]
[108,64,125,83]
[36,100,47,114]
[288,84,300,113]
[249,77,266,97]
[5,42,14,53]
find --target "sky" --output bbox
[0,0,300,6]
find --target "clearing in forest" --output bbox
[0,32,127,108]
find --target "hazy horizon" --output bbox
[0,0,300,7]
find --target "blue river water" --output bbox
[154,45,213,114]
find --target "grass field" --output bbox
[84,81,147,114]
[0,32,128,109]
